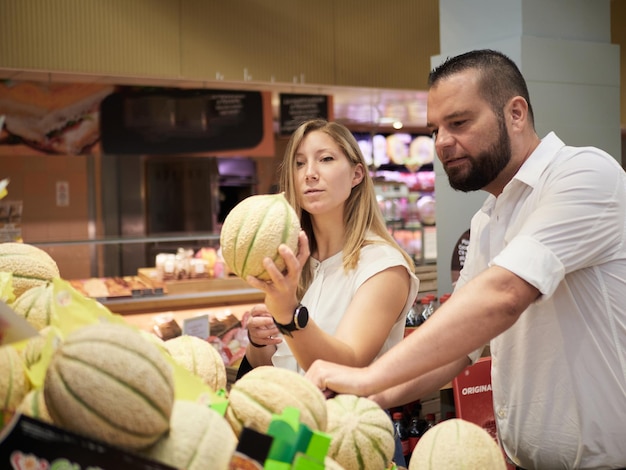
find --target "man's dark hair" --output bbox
[429,49,535,127]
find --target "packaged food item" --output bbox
[155,253,176,281]
[152,313,182,341]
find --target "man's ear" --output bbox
[508,96,529,130]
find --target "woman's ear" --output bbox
[352,163,365,187]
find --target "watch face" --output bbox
[295,305,309,329]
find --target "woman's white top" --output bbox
[272,236,420,373]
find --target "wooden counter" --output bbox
[97,265,436,316]
[101,287,264,315]
[99,275,264,315]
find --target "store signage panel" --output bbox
[100,88,265,155]
[0,81,114,156]
[279,93,330,136]
[0,415,176,469]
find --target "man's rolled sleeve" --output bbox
[490,235,565,301]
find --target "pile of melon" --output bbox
[0,229,506,469]
[1,242,60,428]
[3,214,397,470]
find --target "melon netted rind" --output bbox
[0,345,31,427]
[225,365,327,437]
[143,399,237,470]
[325,394,395,470]
[164,335,227,392]
[220,193,300,280]
[21,326,52,369]
[0,242,60,297]
[325,456,347,470]
[409,418,507,470]
[11,282,54,331]
[44,322,175,450]
[17,388,52,423]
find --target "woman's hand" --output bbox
[244,304,282,348]
[246,230,310,324]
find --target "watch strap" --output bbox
[273,304,306,337]
[273,316,295,337]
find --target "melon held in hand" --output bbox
[220,193,300,280]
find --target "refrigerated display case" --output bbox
[374,177,436,266]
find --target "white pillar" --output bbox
[433,0,621,295]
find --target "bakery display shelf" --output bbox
[99,278,264,315]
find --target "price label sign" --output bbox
[182,314,210,340]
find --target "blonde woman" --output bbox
[241,119,419,379]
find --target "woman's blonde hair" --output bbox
[279,119,415,298]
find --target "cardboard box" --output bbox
[452,357,497,439]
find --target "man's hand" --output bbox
[305,359,374,397]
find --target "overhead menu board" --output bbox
[279,93,330,136]
[100,88,266,155]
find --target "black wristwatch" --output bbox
[273,304,309,337]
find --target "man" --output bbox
[305,49,626,469]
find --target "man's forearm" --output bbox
[370,356,471,409]
[360,266,534,397]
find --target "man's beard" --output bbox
[445,120,512,193]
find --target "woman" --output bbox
[241,119,419,376]
[239,119,419,467]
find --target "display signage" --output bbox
[0,81,114,156]
[279,93,329,136]
[451,228,470,284]
[100,88,265,155]
[182,314,210,340]
[0,414,176,470]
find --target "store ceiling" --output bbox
[0,68,430,130]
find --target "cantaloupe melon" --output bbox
[17,388,52,423]
[324,394,395,470]
[409,418,507,470]
[164,335,227,392]
[0,345,30,428]
[225,365,327,437]
[44,322,175,450]
[11,281,54,331]
[0,242,60,297]
[21,326,53,369]
[325,457,347,470]
[143,399,237,470]
[220,193,300,280]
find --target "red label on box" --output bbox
[452,357,497,440]
[452,357,515,469]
